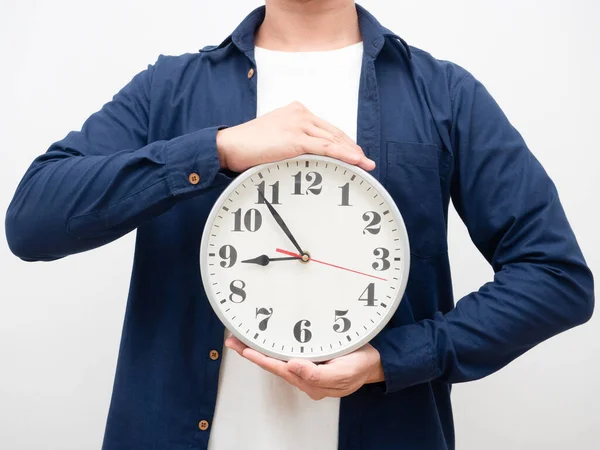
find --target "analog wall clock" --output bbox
[200,155,410,362]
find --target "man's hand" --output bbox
[225,336,385,400]
[216,101,375,172]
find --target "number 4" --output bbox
[358,283,377,307]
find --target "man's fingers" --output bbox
[229,344,353,399]
[300,135,358,163]
[224,335,247,355]
[304,123,357,150]
[241,347,282,373]
[310,115,356,147]
[226,333,358,398]
[287,358,347,389]
[226,338,300,386]
[287,359,320,383]
[302,385,346,401]
[304,124,370,167]
[304,122,376,171]
[300,136,375,171]
[241,347,298,381]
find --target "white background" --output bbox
[0,0,598,449]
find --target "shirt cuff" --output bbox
[369,320,439,393]
[165,125,227,196]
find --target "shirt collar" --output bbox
[201,3,411,59]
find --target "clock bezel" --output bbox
[199,154,410,362]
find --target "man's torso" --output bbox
[102,6,459,450]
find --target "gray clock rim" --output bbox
[199,154,411,362]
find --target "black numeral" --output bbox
[293,319,312,343]
[292,171,322,195]
[232,208,262,232]
[256,181,281,205]
[255,307,274,331]
[218,245,237,268]
[372,248,390,271]
[362,211,381,235]
[229,280,247,303]
[339,182,351,206]
[333,310,351,333]
[358,283,377,307]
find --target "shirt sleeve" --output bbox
[5,60,230,261]
[370,71,595,393]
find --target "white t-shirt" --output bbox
[208,41,364,450]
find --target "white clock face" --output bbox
[200,155,410,362]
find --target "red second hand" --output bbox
[276,248,387,282]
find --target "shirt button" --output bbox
[209,350,220,360]
[247,67,255,79]
[198,420,210,431]
[188,173,200,185]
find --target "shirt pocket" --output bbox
[384,141,448,258]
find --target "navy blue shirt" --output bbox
[5,4,594,450]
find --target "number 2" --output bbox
[362,211,381,235]
[292,171,322,195]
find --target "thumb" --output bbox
[287,359,321,385]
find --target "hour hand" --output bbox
[241,254,300,266]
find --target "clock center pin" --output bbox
[301,252,310,263]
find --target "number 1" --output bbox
[339,183,351,206]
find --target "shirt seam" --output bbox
[145,59,156,147]
[66,177,169,238]
[449,73,471,105]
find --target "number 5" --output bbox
[333,310,351,333]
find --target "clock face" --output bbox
[200,155,410,362]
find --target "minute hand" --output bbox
[258,190,305,256]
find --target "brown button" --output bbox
[247,67,255,79]
[209,350,219,361]
[188,173,200,185]
[198,420,209,431]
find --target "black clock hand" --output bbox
[241,254,300,266]
[257,189,306,256]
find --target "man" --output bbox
[5,1,594,449]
